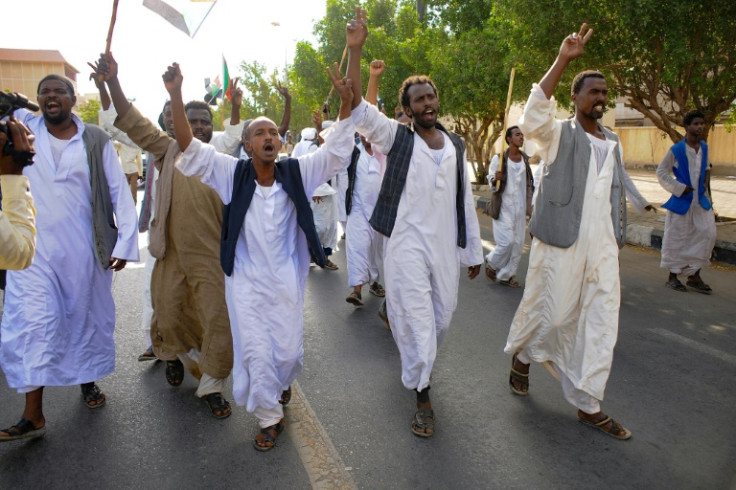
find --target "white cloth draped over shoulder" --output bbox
[1,109,139,392]
[351,99,483,392]
[175,116,355,414]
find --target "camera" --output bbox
[0,92,38,167]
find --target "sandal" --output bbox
[137,345,157,362]
[324,260,339,270]
[665,278,687,292]
[279,386,292,406]
[0,418,46,442]
[578,413,632,440]
[369,282,385,297]
[509,353,529,396]
[485,259,497,282]
[81,382,106,409]
[411,409,435,438]
[165,360,184,386]
[499,278,521,288]
[253,419,285,451]
[346,290,364,306]
[686,277,712,294]
[204,392,231,419]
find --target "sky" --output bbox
[4,0,327,122]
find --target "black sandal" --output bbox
[279,386,292,406]
[165,360,184,386]
[686,277,712,294]
[253,419,285,451]
[0,418,46,442]
[81,382,106,409]
[204,392,231,419]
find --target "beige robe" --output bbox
[115,105,233,379]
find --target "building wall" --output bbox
[0,60,77,102]
[614,125,736,175]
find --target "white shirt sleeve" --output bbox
[518,84,562,165]
[351,99,398,157]
[211,119,245,155]
[176,138,238,205]
[298,116,356,198]
[99,107,141,149]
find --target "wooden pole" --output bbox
[99,0,120,82]
[324,44,349,109]
[496,67,516,191]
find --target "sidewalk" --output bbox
[473,169,736,265]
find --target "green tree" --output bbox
[498,0,736,142]
[77,99,100,125]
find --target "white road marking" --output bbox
[651,328,736,365]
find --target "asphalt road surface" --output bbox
[2,211,735,489]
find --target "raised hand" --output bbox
[162,63,183,95]
[229,77,242,107]
[87,52,119,82]
[369,60,385,78]
[312,109,323,130]
[275,81,291,100]
[346,6,368,49]
[558,23,593,61]
[327,62,353,108]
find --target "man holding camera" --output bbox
[0,75,139,442]
[0,117,36,271]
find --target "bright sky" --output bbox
[4,0,327,122]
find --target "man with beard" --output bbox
[657,110,716,294]
[0,75,139,441]
[504,25,650,440]
[346,8,483,438]
[91,53,241,419]
[164,60,356,451]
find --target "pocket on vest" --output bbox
[546,186,574,207]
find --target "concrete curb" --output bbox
[473,195,736,266]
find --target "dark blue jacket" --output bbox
[220,158,325,276]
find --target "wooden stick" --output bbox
[99,0,120,82]
[496,67,516,191]
[325,44,349,106]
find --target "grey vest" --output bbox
[529,119,627,249]
[82,124,118,269]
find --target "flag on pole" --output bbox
[222,56,231,101]
[142,0,217,38]
[204,76,222,105]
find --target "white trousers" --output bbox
[254,404,284,428]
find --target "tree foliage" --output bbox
[77,99,100,125]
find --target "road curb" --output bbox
[473,195,736,266]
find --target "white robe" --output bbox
[485,153,527,281]
[346,144,385,287]
[656,146,716,276]
[505,85,644,400]
[352,100,483,391]
[1,110,139,391]
[311,182,338,251]
[175,116,355,412]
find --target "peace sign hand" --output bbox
[559,23,593,61]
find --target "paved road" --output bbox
[2,212,735,489]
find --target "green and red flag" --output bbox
[223,56,231,101]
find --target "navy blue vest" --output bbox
[220,158,326,276]
[344,146,361,216]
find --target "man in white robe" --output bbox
[656,110,716,294]
[0,75,138,442]
[163,62,356,450]
[504,26,651,440]
[346,8,484,438]
[345,136,386,306]
[485,126,533,287]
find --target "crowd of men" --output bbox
[0,8,718,450]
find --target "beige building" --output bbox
[0,48,79,104]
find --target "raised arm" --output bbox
[276,82,292,137]
[346,6,367,110]
[90,52,131,119]
[538,24,593,99]
[162,63,193,152]
[366,60,385,105]
[229,77,242,126]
